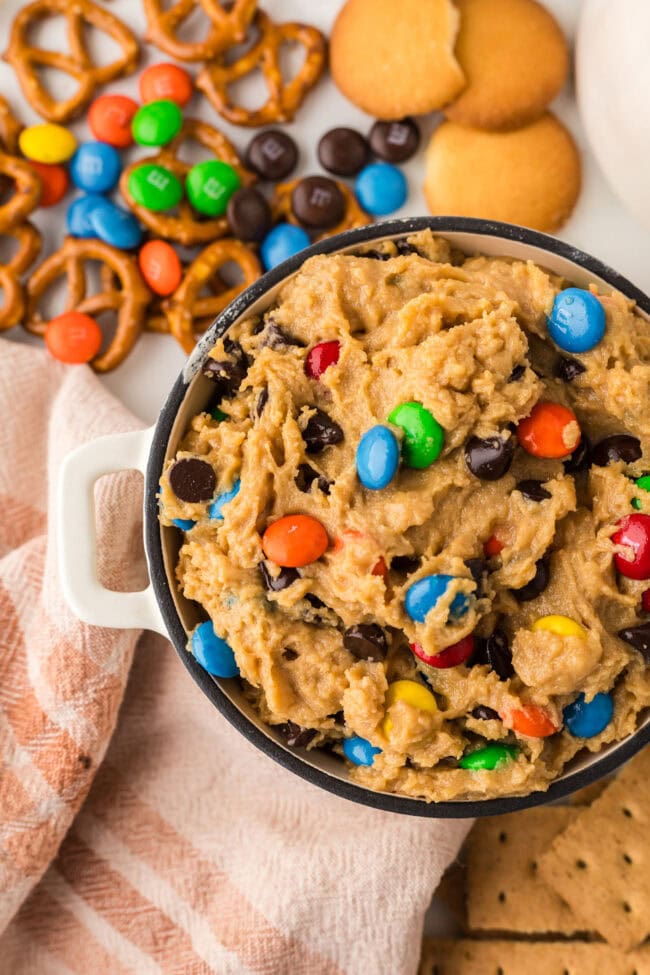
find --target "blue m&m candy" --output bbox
[405,574,471,623]
[356,425,400,490]
[89,199,143,249]
[191,620,239,678]
[172,518,195,531]
[67,194,107,237]
[547,288,606,354]
[355,162,407,216]
[343,735,381,766]
[70,141,122,194]
[208,479,241,520]
[260,223,310,271]
[563,691,614,738]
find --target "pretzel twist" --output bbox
[144,0,257,61]
[271,179,370,241]
[24,237,150,372]
[0,152,42,233]
[3,0,139,123]
[0,96,23,154]
[0,222,42,332]
[196,10,327,127]
[119,118,255,247]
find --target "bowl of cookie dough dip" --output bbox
[59,217,650,817]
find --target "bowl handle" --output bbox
[57,426,167,636]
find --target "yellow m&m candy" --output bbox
[19,124,77,164]
[382,679,437,734]
[531,615,586,639]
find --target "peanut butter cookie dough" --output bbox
[159,231,650,802]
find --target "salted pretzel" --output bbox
[4,0,139,123]
[272,179,370,241]
[0,222,42,331]
[24,237,150,372]
[0,97,22,154]
[144,0,258,62]
[196,9,327,127]
[0,152,42,233]
[120,118,255,247]
[164,238,261,353]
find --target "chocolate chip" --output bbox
[343,624,388,661]
[259,561,300,592]
[471,705,500,721]
[564,434,591,474]
[283,647,298,661]
[508,364,526,382]
[368,117,420,163]
[318,127,369,176]
[465,435,515,480]
[245,129,298,180]
[464,558,488,596]
[169,458,216,502]
[202,341,248,400]
[301,408,344,454]
[391,554,421,574]
[361,249,392,261]
[277,721,317,748]
[294,463,331,494]
[261,322,305,348]
[330,709,345,725]
[556,355,587,382]
[256,388,269,417]
[304,593,325,609]
[226,186,272,243]
[251,318,265,335]
[395,238,420,256]
[590,435,642,467]
[516,479,552,502]
[512,557,550,602]
[473,628,514,680]
[291,176,345,229]
[618,622,650,662]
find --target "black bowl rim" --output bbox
[144,216,650,818]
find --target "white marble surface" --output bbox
[4,0,650,427]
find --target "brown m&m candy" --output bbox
[169,458,216,502]
[369,118,420,163]
[226,187,272,242]
[245,129,298,181]
[291,176,345,229]
[318,127,369,176]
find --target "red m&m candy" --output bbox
[410,634,474,668]
[88,94,139,148]
[484,534,504,558]
[305,340,340,379]
[517,401,581,458]
[263,514,329,568]
[612,513,650,580]
[30,161,69,207]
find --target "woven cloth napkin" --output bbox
[0,339,471,975]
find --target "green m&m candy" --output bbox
[128,164,183,212]
[132,100,183,147]
[632,475,650,510]
[186,160,241,217]
[388,401,444,468]
[459,743,518,771]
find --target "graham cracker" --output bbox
[466,807,589,935]
[538,745,650,952]
[435,858,467,931]
[418,939,650,975]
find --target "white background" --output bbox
[3,0,650,425]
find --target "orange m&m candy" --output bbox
[509,705,557,738]
[263,514,329,568]
[138,240,182,296]
[139,63,193,107]
[89,94,139,148]
[45,311,102,364]
[517,401,581,459]
[29,161,69,207]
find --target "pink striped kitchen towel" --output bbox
[0,339,471,975]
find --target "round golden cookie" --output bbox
[424,114,581,232]
[330,0,466,120]
[445,0,569,130]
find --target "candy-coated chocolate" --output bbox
[483,534,504,558]
[30,161,69,207]
[19,123,76,163]
[70,141,122,194]
[45,311,102,364]
[612,513,650,579]
[88,94,138,147]
[245,129,298,180]
[191,620,239,678]
[509,705,557,738]
[186,159,241,217]
[132,99,183,147]
[291,176,345,229]
[531,614,586,638]
[172,518,195,531]
[138,240,182,295]
[356,425,400,490]
[318,127,369,176]
[343,735,381,766]
[260,223,310,271]
[66,194,109,237]
[382,679,437,734]
[472,628,514,680]
[618,621,650,660]
[388,401,444,468]
[632,474,650,510]
[405,574,471,623]
[304,340,340,379]
[262,514,329,567]
[548,288,606,353]
[517,401,581,458]
[226,187,272,243]
[355,161,407,216]
[208,479,241,520]
[459,743,517,771]
[127,164,183,211]
[369,118,420,163]
[89,199,142,249]
[140,63,193,107]
[564,692,613,738]
[410,634,474,668]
